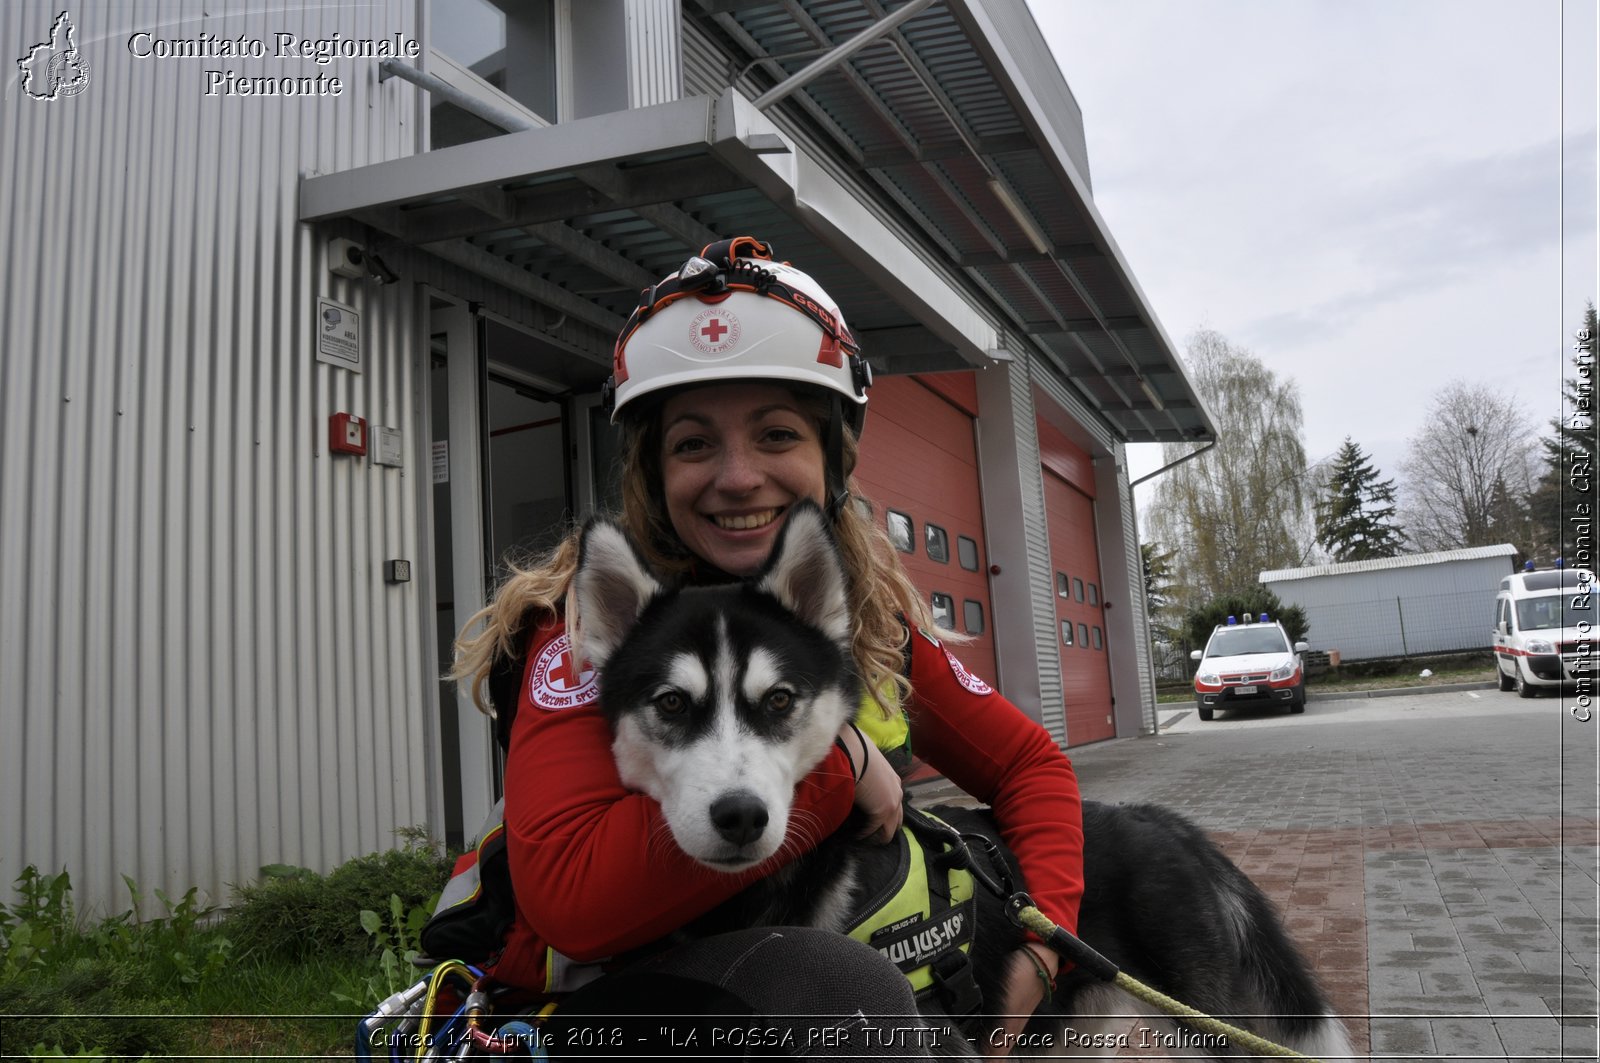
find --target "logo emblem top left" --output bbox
[18,12,91,101]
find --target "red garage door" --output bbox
[854,374,998,689]
[1039,422,1114,746]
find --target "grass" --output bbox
[0,839,449,1059]
[1156,664,1497,704]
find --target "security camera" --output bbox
[365,250,400,286]
[328,238,365,280]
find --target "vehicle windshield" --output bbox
[1516,594,1594,632]
[1204,627,1290,657]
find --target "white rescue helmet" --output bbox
[604,236,872,433]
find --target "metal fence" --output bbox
[1148,587,1496,676]
[1286,588,1496,661]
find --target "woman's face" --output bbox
[659,382,828,577]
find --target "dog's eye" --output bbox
[763,688,794,714]
[654,691,687,716]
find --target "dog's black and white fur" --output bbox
[572,503,1356,1059]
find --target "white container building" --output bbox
[1261,545,1519,662]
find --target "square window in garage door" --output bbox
[925,524,949,563]
[888,509,914,554]
[958,536,979,571]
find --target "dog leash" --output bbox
[907,810,1328,1063]
[1004,896,1327,1062]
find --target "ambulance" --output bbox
[1492,565,1595,697]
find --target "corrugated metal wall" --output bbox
[971,361,1055,737]
[680,13,726,97]
[1103,451,1158,735]
[0,0,430,915]
[1267,557,1511,661]
[626,0,682,107]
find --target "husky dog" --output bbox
[572,503,1356,1059]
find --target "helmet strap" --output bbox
[824,394,851,522]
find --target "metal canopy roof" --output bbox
[299,0,1214,444]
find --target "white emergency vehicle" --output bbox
[1492,565,1595,697]
[1189,615,1309,721]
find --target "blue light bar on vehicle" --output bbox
[1226,615,1237,625]
[1259,613,1269,623]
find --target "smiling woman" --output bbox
[444,237,1089,1055]
[660,384,828,578]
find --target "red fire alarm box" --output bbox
[330,412,368,456]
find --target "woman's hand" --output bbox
[838,724,903,844]
[984,945,1059,1059]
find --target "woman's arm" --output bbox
[903,628,1086,935]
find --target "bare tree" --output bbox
[1398,381,1538,551]
[1146,329,1313,611]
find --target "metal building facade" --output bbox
[1262,546,1519,661]
[1,0,436,915]
[4,0,1213,917]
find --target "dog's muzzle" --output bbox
[709,789,769,846]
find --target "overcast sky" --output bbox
[1023,0,1598,504]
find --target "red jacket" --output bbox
[488,616,1085,992]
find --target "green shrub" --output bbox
[0,863,371,1057]
[3,954,177,1055]
[226,837,451,962]
[1181,588,1309,656]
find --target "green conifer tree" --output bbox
[1314,437,1406,561]
[1528,303,1598,565]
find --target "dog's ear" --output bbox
[573,519,663,668]
[756,501,851,643]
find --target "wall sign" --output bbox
[316,297,361,372]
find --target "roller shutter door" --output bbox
[855,375,999,690]
[1042,468,1115,746]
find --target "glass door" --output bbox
[427,302,591,847]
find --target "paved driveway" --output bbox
[1062,688,1599,1060]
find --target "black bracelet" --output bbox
[848,723,871,783]
[834,735,858,780]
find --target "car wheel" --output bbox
[1198,704,1214,722]
[1289,695,1306,714]
[1516,671,1537,699]
[1497,665,1516,692]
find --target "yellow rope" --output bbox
[1013,904,1325,1062]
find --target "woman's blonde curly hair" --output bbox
[450,389,948,719]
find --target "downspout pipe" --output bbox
[1127,437,1215,736]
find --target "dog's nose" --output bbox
[710,791,769,846]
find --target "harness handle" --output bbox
[900,808,1010,898]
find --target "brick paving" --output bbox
[918,689,1600,1060]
